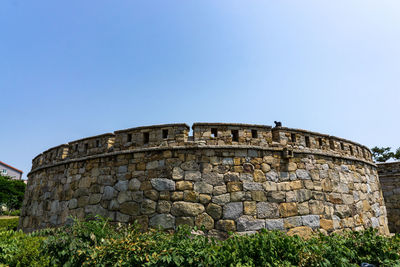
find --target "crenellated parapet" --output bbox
[272,127,373,161]
[113,123,190,151]
[192,123,273,146]
[30,123,374,172]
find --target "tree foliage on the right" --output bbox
[371,146,400,163]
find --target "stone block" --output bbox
[279,203,298,217]
[115,180,129,192]
[216,220,236,232]
[227,182,243,192]
[199,194,212,204]
[141,199,156,215]
[195,213,214,230]
[176,181,193,191]
[284,216,303,228]
[128,178,141,191]
[149,214,175,229]
[117,191,131,204]
[157,200,171,213]
[223,202,243,220]
[257,202,279,219]
[102,186,117,200]
[194,182,213,194]
[252,191,267,201]
[171,201,205,217]
[243,182,263,191]
[320,219,333,231]
[172,167,184,180]
[302,215,320,229]
[183,191,199,202]
[176,217,194,227]
[212,193,230,205]
[151,178,175,191]
[202,172,224,185]
[266,171,279,182]
[287,226,313,239]
[253,170,266,182]
[265,219,284,230]
[243,201,257,215]
[230,191,246,202]
[213,185,227,196]
[207,203,222,220]
[171,191,184,201]
[296,169,311,180]
[237,215,265,231]
[120,201,140,215]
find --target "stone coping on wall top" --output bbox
[276,127,370,151]
[69,133,115,144]
[114,123,190,133]
[192,122,272,129]
[28,144,376,176]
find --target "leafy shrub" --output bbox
[0,218,19,231]
[1,217,400,266]
[0,175,26,210]
[0,230,50,266]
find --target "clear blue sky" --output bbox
[1,1,399,179]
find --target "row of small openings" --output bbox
[74,140,102,152]
[211,128,258,140]
[127,130,169,144]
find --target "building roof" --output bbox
[0,161,23,174]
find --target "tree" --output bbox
[0,175,26,210]
[371,147,395,163]
[394,147,400,160]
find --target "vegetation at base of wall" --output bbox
[0,175,26,210]
[372,146,400,163]
[1,217,400,266]
[0,218,19,231]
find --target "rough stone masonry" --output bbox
[19,122,390,237]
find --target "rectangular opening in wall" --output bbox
[251,129,258,138]
[211,128,218,138]
[127,133,132,143]
[143,132,149,144]
[318,137,322,148]
[162,129,169,139]
[350,146,354,155]
[96,140,100,147]
[231,130,239,142]
[291,133,296,143]
[305,136,310,147]
[75,144,78,151]
[340,142,344,150]
[84,143,88,151]
[329,140,335,150]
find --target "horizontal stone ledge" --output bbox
[28,144,376,176]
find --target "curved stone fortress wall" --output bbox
[377,162,400,233]
[20,123,389,236]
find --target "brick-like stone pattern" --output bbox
[378,162,400,233]
[20,123,389,237]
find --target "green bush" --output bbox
[0,175,26,210]
[1,217,400,266]
[0,230,50,266]
[0,218,19,231]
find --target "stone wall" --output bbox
[377,162,400,233]
[20,123,389,236]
